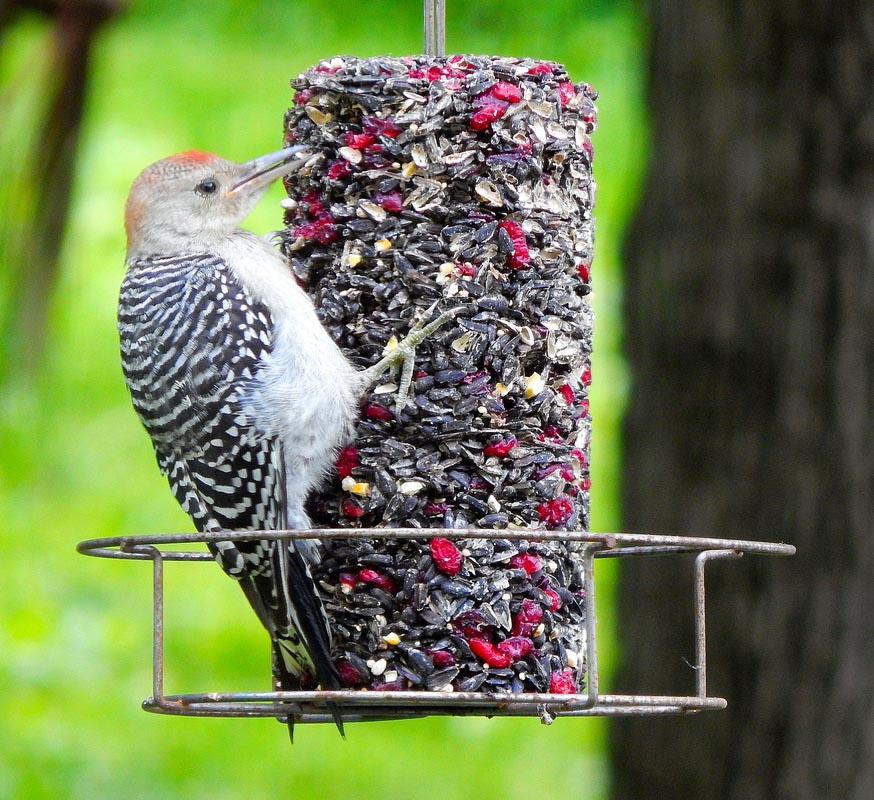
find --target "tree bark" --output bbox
[611,2,874,798]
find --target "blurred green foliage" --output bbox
[0,1,646,797]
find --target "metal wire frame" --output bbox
[77,529,793,724]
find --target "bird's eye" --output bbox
[195,179,218,195]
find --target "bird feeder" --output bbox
[79,0,794,727]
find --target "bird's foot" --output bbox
[362,303,458,416]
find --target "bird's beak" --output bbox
[228,145,312,195]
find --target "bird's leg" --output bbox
[361,304,458,415]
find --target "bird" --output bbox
[117,145,452,737]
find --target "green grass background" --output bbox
[0,2,647,797]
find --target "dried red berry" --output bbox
[549,668,577,694]
[430,537,463,575]
[338,571,358,588]
[429,650,456,668]
[358,568,396,593]
[336,658,367,686]
[360,151,391,170]
[577,260,591,281]
[533,463,562,481]
[488,81,522,103]
[457,261,478,277]
[579,477,592,491]
[371,678,406,691]
[537,495,575,527]
[336,445,359,479]
[344,131,377,149]
[570,448,589,468]
[363,402,393,421]
[293,197,337,243]
[515,138,534,155]
[301,188,325,214]
[423,501,450,516]
[581,364,592,385]
[327,160,351,180]
[509,553,542,574]
[452,610,493,638]
[469,637,512,668]
[374,190,403,213]
[497,636,535,661]
[470,102,507,131]
[483,436,517,458]
[426,66,449,81]
[544,588,563,611]
[498,220,531,268]
[293,218,336,244]
[408,62,468,81]
[363,115,402,138]
[558,383,575,404]
[542,464,575,484]
[527,63,555,76]
[341,497,365,518]
[557,81,576,105]
[294,89,313,105]
[538,425,563,443]
[512,598,545,636]
[297,670,317,690]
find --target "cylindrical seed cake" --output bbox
[280,55,595,696]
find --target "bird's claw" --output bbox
[362,305,459,415]
[391,307,458,415]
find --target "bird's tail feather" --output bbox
[274,543,345,738]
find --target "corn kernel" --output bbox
[341,476,370,496]
[305,106,332,125]
[524,372,545,398]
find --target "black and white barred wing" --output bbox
[118,253,279,528]
[117,254,332,686]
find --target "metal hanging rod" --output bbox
[424,0,446,56]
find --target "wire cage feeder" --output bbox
[86,1,795,727]
[76,529,794,725]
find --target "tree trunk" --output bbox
[610,2,874,798]
[0,0,119,383]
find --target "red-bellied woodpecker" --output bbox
[118,146,452,736]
